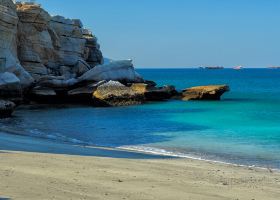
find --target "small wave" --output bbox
[117,145,280,172]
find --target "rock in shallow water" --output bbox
[93,81,145,106]
[0,100,16,118]
[182,85,230,100]
[68,80,106,102]
[131,83,178,101]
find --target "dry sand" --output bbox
[0,134,279,200]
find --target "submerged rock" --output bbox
[93,81,145,106]
[182,85,229,100]
[0,100,16,118]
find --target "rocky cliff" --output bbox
[16,2,103,80]
[0,0,144,104]
[0,0,229,117]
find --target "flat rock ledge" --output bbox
[0,100,16,118]
[182,85,230,100]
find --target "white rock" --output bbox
[78,60,143,83]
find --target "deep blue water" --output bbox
[1,68,280,169]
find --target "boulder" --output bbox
[28,86,57,102]
[0,100,16,118]
[68,80,106,102]
[78,60,144,83]
[6,63,34,88]
[0,72,22,101]
[93,81,145,106]
[131,83,152,93]
[131,83,178,101]
[182,85,230,100]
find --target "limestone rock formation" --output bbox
[2,1,227,108]
[182,85,230,100]
[93,81,145,106]
[15,2,103,81]
[0,99,16,118]
[0,0,34,87]
[78,60,143,83]
[17,2,55,79]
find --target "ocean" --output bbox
[1,68,280,169]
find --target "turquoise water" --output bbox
[0,69,280,169]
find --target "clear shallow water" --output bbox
[1,69,280,169]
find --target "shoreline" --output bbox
[118,146,280,172]
[1,130,279,172]
[0,132,279,200]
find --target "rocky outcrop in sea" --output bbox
[0,0,229,117]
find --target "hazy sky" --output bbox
[37,0,280,68]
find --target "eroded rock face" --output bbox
[78,60,144,83]
[93,81,145,106]
[0,0,34,87]
[0,99,16,118]
[182,85,230,100]
[17,3,57,79]
[82,29,103,67]
[15,2,103,81]
[0,1,170,106]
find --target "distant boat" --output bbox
[205,66,224,70]
[233,66,243,70]
[268,66,280,69]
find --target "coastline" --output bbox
[0,132,280,200]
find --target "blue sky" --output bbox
[37,0,280,68]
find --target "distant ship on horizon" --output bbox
[199,66,224,70]
[233,66,243,70]
[268,66,280,69]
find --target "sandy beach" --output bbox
[0,133,279,200]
